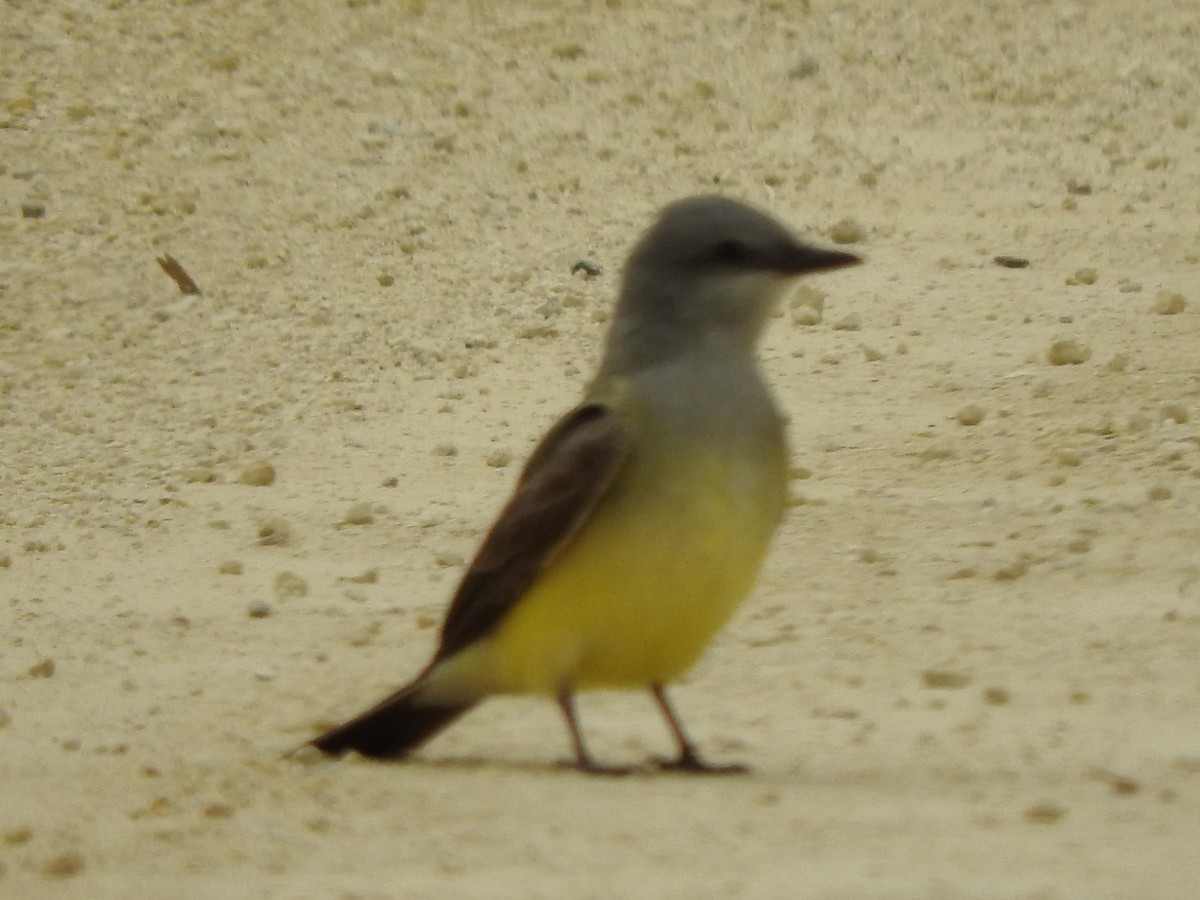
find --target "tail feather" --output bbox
[310,682,477,759]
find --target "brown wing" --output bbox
[433,403,633,662]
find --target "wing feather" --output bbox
[433,403,632,661]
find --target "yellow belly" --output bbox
[461,448,786,695]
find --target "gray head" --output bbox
[604,195,860,369]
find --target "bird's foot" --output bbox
[654,750,749,775]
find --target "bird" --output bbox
[305,195,861,773]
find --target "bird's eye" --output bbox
[710,239,752,266]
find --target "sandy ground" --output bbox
[3,0,1199,897]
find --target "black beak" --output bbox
[776,242,862,276]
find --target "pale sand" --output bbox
[2,1,1199,897]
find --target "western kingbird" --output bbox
[306,195,860,773]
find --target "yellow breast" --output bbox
[481,446,786,694]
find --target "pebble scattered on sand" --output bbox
[1024,802,1067,824]
[28,658,55,678]
[982,687,1011,705]
[247,599,272,618]
[274,572,308,599]
[343,502,375,526]
[486,449,513,468]
[860,343,885,362]
[828,218,865,244]
[1152,291,1187,315]
[993,255,1029,269]
[832,312,862,332]
[239,462,276,487]
[256,519,292,546]
[921,669,971,689]
[1047,339,1091,365]
[41,850,85,878]
[791,286,825,315]
[791,305,821,326]
[955,403,986,426]
[1159,402,1189,425]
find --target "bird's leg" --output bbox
[556,691,633,776]
[651,685,748,774]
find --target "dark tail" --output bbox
[309,682,477,759]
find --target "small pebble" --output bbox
[217,560,243,575]
[860,343,885,362]
[1160,402,1189,425]
[570,260,603,278]
[4,827,32,845]
[982,687,1011,705]
[28,658,55,678]
[828,218,865,244]
[1152,291,1187,315]
[1055,448,1084,467]
[921,669,970,689]
[1024,802,1067,824]
[1066,268,1098,285]
[247,599,272,618]
[1148,485,1172,501]
[343,502,375,525]
[992,558,1030,580]
[791,305,821,326]
[42,850,86,878]
[993,255,1029,269]
[486,449,513,468]
[1106,354,1130,372]
[0,708,10,728]
[239,462,276,487]
[20,202,47,219]
[273,571,308,599]
[832,312,861,332]
[955,403,986,426]
[256,519,292,546]
[791,285,826,315]
[288,745,324,766]
[1047,339,1091,365]
[433,443,458,457]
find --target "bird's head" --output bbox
[613,195,860,357]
